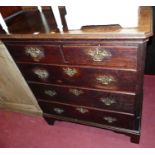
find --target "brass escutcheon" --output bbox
[96,75,114,85]
[76,107,89,114]
[53,108,64,114]
[44,90,57,97]
[100,97,116,106]
[25,47,44,62]
[69,89,83,96]
[103,116,117,123]
[88,46,111,62]
[33,68,49,80]
[63,67,77,77]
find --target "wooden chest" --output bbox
[0,6,153,143]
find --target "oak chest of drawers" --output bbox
[0,7,153,144]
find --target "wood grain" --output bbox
[5,43,64,64]
[17,63,137,92]
[0,6,22,18]
[29,82,136,113]
[63,45,138,69]
[38,100,135,129]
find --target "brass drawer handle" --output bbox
[100,97,116,106]
[69,89,83,96]
[53,108,64,114]
[103,116,117,123]
[76,107,89,114]
[63,67,77,77]
[88,46,111,62]
[25,47,44,62]
[96,75,114,85]
[33,68,49,80]
[44,90,57,97]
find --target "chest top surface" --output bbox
[0,6,153,40]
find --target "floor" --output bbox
[0,75,155,148]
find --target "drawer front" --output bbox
[5,43,63,64]
[18,64,137,92]
[29,83,136,113]
[38,101,135,129]
[63,45,137,69]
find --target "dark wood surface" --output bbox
[17,63,137,92]
[0,6,22,18]
[5,43,64,64]
[63,45,138,69]
[4,40,140,69]
[58,6,68,32]
[0,6,153,144]
[38,100,135,129]
[4,9,57,34]
[29,82,136,113]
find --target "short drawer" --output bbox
[63,45,138,69]
[5,43,63,64]
[38,101,135,129]
[29,83,136,113]
[18,64,137,92]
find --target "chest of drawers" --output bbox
[0,7,153,144]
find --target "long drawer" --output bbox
[29,83,136,113]
[18,64,137,92]
[63,45,138,69]
[38,101,135,129]
[5,43,64,64]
